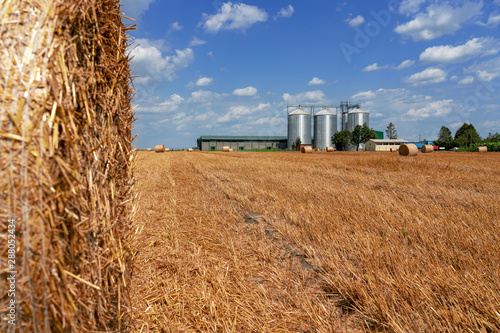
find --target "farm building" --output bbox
[365,139,408,151]
[197,136,287,151]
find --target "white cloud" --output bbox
[169,21,183,32]
[207,51,214,59]
[419,37,500,64]
[478,13,500,27]
[351,91,376,100]
[196,77,213,86]
[406,100,454,119]
[399,0,426,15]
[201,2,268,33]
[403,67,447,86]
[394,2,483,41]
[347,15,365,27]
[450,75,459,81]
[274,5,294,20]
[363,63,388,71]
[465,56,500,82]
[308,77,326,85]
[190,37,207,46]
[135,94,184,113]
[233,86,257,96]
[218,105,260,122]
[282,90,326,104]
[132,38,170,52]
[130,45,194,86]
[458,76,475,85]
[190,90,221,103]
[121,0,156,18]
[395,59,415,70]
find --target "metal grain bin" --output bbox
[314,108,337,150]
[346,108,369,132]
[287,108,311,149]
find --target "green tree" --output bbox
[291,137,302,151]
[386,122,398,139]
[454,123,481,147]
[351,125,363,151]
[362,123,377,144]
[435,126,453,148]
[333,130,351,151]
[485,132,500,143]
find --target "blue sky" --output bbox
[121,0,500,149]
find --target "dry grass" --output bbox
[129,151,500,332]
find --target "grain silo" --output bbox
[314,108,337,150]
[287,107,312,149]
[346,108,369,132]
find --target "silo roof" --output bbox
[315,108,336,116]
[289,108,310,115]
[349,108,368,113]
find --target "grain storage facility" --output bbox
[197,136,287,151]
[365,139,408,151]
[314,108,337,150]
[287,107,312,149]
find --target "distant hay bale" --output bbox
[399,144,418,156]
[222,146,230,152]
[478,146,487,152]
[229,148,233,152]
[301,146,313,153]
[165,148,170,152]
[147,148,152,151]
[390,147,398,152]
[326,147,334,152]
[188,148,194,152]
[155,145,165,153]
[0,0,135,331]
[421,145,434,153]
[314,148,320,151]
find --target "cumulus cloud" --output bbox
[201,2,268,33]
[196,77,213,86]
[274,5,294,20]
[363,63,388,72]
[169,21,183,32]
[419,37,500,63]
[282,90,326,104]
[398,0,426,15]
[121,0,156,18]
[135,94,184,113]
[458,76,475,85]
[351,91,376,100]
[403,67,447,86]
[406,100,454,119]
[190,90,222,103]
[465,56,500,82]
[233,86,257,96]
[130,44,194,86]
[190,37,207,46]
[395,59,415,70]
[347,15,365,27]
[308,77,326,85]
[478,13,500,27]
[394,2,483,41]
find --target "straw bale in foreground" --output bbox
[223,146,230,152]
[0,1,135,331]
[399,144,418,156]
[301,146,313,153]
[421,145,434,153]
[155,144,165,153]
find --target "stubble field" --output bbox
[128,151,500,332]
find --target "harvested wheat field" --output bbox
[128,151,500,332]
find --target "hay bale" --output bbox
[0,0,135,331]
[421,145,434,153]
[314,148,320,151]
[222,146,230,152]
[301,146,313,153]
[399,144,418,156]
[390,147,398,152]
[326,147,334,152]
[147,148,152,151]
[155,145,165,153]
[229,148,233,152]
[188,148,194,152]
[165,148,170,152]
[478,146,487,152]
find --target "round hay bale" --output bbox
[478,146,487,152]
[301,146,313,153]
[187,148,193,152]
[314,148,320,151]
[165,148,170,152]
[146,148,151,151]
[155,144,165,153]
[390,147,398,152]
[228,148,233,152]
[421,145,433,153]
[399,144,418,156]
[222,146,230,152]
[326,146,334,152]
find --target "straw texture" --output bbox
[399,144,418,156]
[421,145,434,153]
[155,144,165,153]
[478,146,487,152]
[301,146,313,153]
[0,0,136,331]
